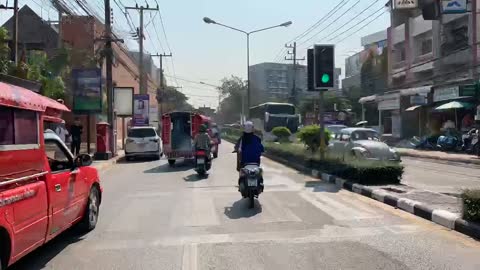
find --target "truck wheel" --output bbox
[79,187,100,232]
[168,159,176,166]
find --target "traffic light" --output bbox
[314,44,335,90]
[307,48,314,91]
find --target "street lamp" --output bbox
[203,17,292,117]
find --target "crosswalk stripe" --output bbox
[299,191,378,220]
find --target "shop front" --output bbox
[430,85,478,133]
[377,93,401,138]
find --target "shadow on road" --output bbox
[116,156,158,164]
[183,173,208,181]
[143,162,192,173]
[304,180,340,193]
[9,229,84,270]
[224,199,262,219]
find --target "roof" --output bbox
[340,127,377,134]
[0,81,70,112]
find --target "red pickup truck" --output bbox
[0,82,102,269]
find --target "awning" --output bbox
[435,101,473,110]
[406,105,422,111]
[0,81,69,112]
[358,95,377,104]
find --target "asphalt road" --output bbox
[10,143,480,270]
[402,157,480,195]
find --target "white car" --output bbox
[125,126,163,161]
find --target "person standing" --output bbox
[54,120,69,144]
[70,117,83,156]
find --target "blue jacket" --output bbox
[238,133,264,164]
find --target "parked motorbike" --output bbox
[462,128,479,154]
[239,163,264,209]
[410,135,438,150]
[194,150,211,176]
[436,128,463,152]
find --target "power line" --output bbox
[298,0,361,47]
[328,6,386,43]
[315,0,381,44]
[273,0,349,62]
[335,10,387,43]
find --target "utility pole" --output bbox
[103,0,124,157]
[151,53,172,124]
[0,1,18,63]
[125,3,159,94]
[285,42,305,105]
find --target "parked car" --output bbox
[326,124,348,139]
[0,85,102,270]
[125,126,163,161]
[328,128,401,162]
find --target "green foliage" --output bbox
[272,126,291,143]
[297,125,331,153]
[217,76,247,124]
[462,189,480,222]
[157,86,193,112]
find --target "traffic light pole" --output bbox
[319,90,326,160]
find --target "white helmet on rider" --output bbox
[243,121,254,133]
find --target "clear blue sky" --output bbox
[1,0,390,108]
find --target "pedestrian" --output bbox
[70,117,83,156]
[54,120,70,144]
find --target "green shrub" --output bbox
[272,126,292,143]
[462,189,480,222]
[297,125,331,153]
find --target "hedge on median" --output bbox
[221,127,403,185]
[462,189,480,222]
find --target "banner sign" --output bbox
[133,94,149,126]
[394,0,418,9]
[72,68,102,113]
[434,86,459,102]
[114,87,134,116]
[442,0,467,14]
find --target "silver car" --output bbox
[328,128,400,162]
[125,127,163,161]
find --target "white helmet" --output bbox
[243,121,254,133]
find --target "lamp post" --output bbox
[203,17,292,118]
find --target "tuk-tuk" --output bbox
[162,111,218,166]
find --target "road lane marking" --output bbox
[181,243,198,270]
[299,191,378,220]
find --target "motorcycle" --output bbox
[437,128,463,152]
[462,128,479,154]
[239,163,264,209]
[194,149,211,176]
[410,135,439,150]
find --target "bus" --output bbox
[249,102,301,140]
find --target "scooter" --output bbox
[238,163,264,209]
[194,149,211,176]
[462,128,479,154]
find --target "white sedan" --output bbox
[125,126,163,161]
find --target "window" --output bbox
[0,107,38,146]
[45,140,73,172]
[128,128,156,138]
[340,133,351,141]
[421,39,432,55]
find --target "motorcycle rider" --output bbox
[235,121,264,191]
[194,124,212,155]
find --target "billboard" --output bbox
[114,87,134,116]
[133,94,149,126]
[72,68,102,113]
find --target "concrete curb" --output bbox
[93,153,124,172]
[398,151,480,165]
[316,171,480,240]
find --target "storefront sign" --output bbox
[72,68,102,113]
[394,0,418,9]
[378,98,400,110]
[461,84,477,97]
[114,87,133,116]
[442,0,467,14]
[434,86,459,102]
[133,94,149,126]
[410,95,427,105]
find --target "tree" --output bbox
[217,76,247,124]
[157,86,193,113]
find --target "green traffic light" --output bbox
[321,74,330,83]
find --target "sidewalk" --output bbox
[92,149,125,173]
[396,147,480,165]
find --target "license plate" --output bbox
[247,178,257,187]
[197,158,205,164]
